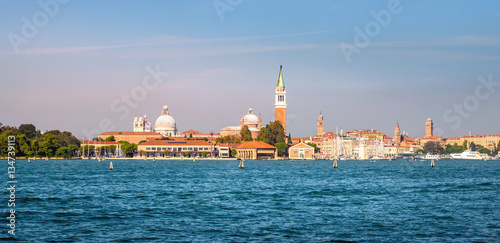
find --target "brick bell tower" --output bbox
[274,65,287,134]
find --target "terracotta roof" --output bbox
[100,131,161,136]
[140,140,211,146]
[83,141,120,145]
[289,142,314,149]
[236,141,277,149]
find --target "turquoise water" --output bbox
[2,159,500,242]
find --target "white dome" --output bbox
[243,114,259,125]
[155,115,176,129]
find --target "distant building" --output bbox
[445,134,500,151]
[394,122,401,144]
[138,139,215,158]
[179,129,220,139]
[288,142,315,160]
[275,65,287,134]
[98,131,162,144]
[426,118,433,137]
[317,113,324,137]
[133,114,152,132]
[235,141,277,160]
[154,105,177,137]
[220,107,262,139]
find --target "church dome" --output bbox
[243,108,259,125]
[155,115,176,129]
[154,105,177,136]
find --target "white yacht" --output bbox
[450,150,489,160]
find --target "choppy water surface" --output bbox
[2,159,500,242]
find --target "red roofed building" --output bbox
[235,141,277,160]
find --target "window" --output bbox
[294,151,297,154]
[194,148,198,152]
[152,147,156,151]
[146,147,150,151]
[306,151,309,154]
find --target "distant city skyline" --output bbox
[1,0,500,139]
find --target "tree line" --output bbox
[421,140,500,156]
[0,123,81,158]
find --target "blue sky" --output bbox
[1,0,500,139]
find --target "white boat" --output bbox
[450,150,489,160]
[423,154,440,160]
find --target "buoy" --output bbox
[431,159,435,168]
[291,159,294,162]
[110,161,113,170]
[333,159,338,168]
[239,159,245,169]
[153,158,155,162]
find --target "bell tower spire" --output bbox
[274,65,287,134]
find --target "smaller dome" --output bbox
[243,107,258,125]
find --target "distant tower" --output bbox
[258,113,262,130]
[394,122,401,144]
[274,65,287,134]
[133,114,151,132]
[317,112,324,137]
[426,118,433,137]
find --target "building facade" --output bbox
[133,114,152,132]
[98,131,162,144]
[289,142,315,160]
[220,107,262,139]
[235,141,277,160]
[138,139,215,157]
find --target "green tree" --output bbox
[274,142,288,157]
[470,142,477,151]
[31,139,40,157]
[17,134,32,157]
[240,125,253,142]
[463,140,468,149]
[257,121,285,145]
[68,144,78,157]
[39,134,58,157]
[0,131,17,156]
[163,150,170,157]
[184,151,191,157]
[55,147,69,158]
[118,141,137,157]
[105,135,116,142]
[307,142,321,153]
[287,133,292,144]
[423,141,444,154]
[201,151,208,157]
[18,124,37,139]
[189,133,193,138]
[416,148,424,154]
[477,147,490,155]
[231,149,237,157]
